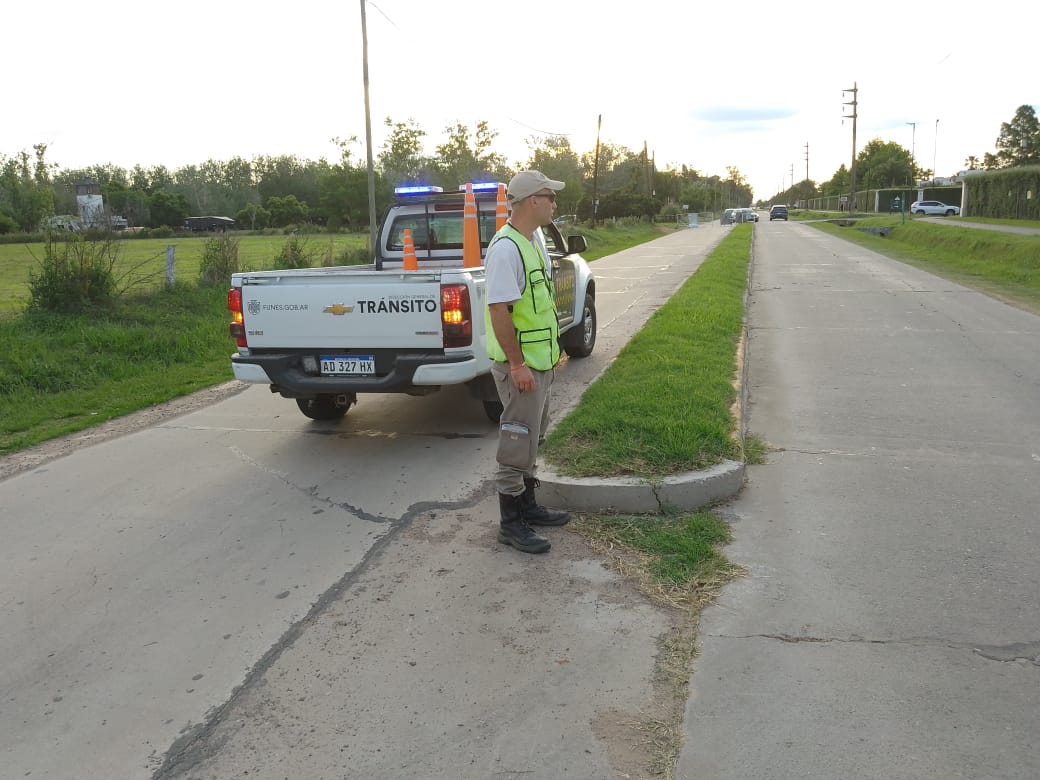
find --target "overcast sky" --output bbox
[5,0,1036,199]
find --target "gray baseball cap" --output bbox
[506,170,565,202]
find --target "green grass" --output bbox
[0,285,233,454]
[0,233,369,315]
[585,511,739,588]
[543,225,751,479]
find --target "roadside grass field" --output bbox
[0,223,666,316]
[0,233,369,316]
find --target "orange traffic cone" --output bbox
[462,183,481,268]
[495,183,508,230]
[402,228,418,270]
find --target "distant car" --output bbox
[740,208,759,223]
[721,208,738,225]
[910,200,960,216]
[769,205,788,221]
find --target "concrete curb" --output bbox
[534,225,755,516]
[536,458,746,514]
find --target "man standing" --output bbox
[484,170,571,554]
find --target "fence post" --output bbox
[165,245,175,289]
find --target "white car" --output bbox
[910,200,960,216]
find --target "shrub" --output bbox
[334,246,372,266]
[198,234,240,285]
[27,233,118,313]
[273,234,317,269]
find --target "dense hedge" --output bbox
[964,166,1040,219]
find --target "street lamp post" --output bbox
[933,118,939,183]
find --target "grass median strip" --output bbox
[543,224,752,479]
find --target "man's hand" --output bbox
[509,363,535,393]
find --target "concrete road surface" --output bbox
[0,224,726,780]
[678,219,1040,779]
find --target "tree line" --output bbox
[2,105,1035,235]
[769,104,1039,209]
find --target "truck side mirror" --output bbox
[567,235,588,254]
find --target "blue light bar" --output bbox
[458,181,506,193]
[395,185,444,195]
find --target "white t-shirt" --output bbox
[485,227,550,305]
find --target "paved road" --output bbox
[0,224,727,780]
[678,219,1040,779]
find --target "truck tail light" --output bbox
[227,287,247,347]
[441,283,472,348]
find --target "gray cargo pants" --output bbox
[490,362,553,496]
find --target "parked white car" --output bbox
[910,200,960,216]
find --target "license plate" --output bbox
[319,355,375,375]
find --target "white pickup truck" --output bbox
[227,183,597,422]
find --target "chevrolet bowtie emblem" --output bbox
[323,303,353,315]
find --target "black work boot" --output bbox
[519,477,570,526]
[498,492,551,554]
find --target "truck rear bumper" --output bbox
[232,361,273,384]
[231,352,484,397]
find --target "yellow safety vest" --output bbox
[484,224,560,371]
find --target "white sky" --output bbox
[5,0,1037,200]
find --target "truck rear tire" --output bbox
[483,400,503,423]
[561,293,597,358]
[296,394,354,420]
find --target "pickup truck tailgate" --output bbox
[238,273,445,350]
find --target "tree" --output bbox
[525,135,582,213]
[964,155,981,170]
[235,203,271,230]
[267,194,309,227]
[994,104,1040,168]
[820,164,850,197]
[0,150,55,231]
[856,138,914,189]
[319,140,382,231]
[254,155,324,209]
[148,190,190,228]
[432,121,510,187]
[378,119,432,185]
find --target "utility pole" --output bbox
[360,0,377,253]
[592,115,601,227]
[933,118,939,182]
[843,83,858,215]
[804,142,809,184]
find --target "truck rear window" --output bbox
[388,212,499,252]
